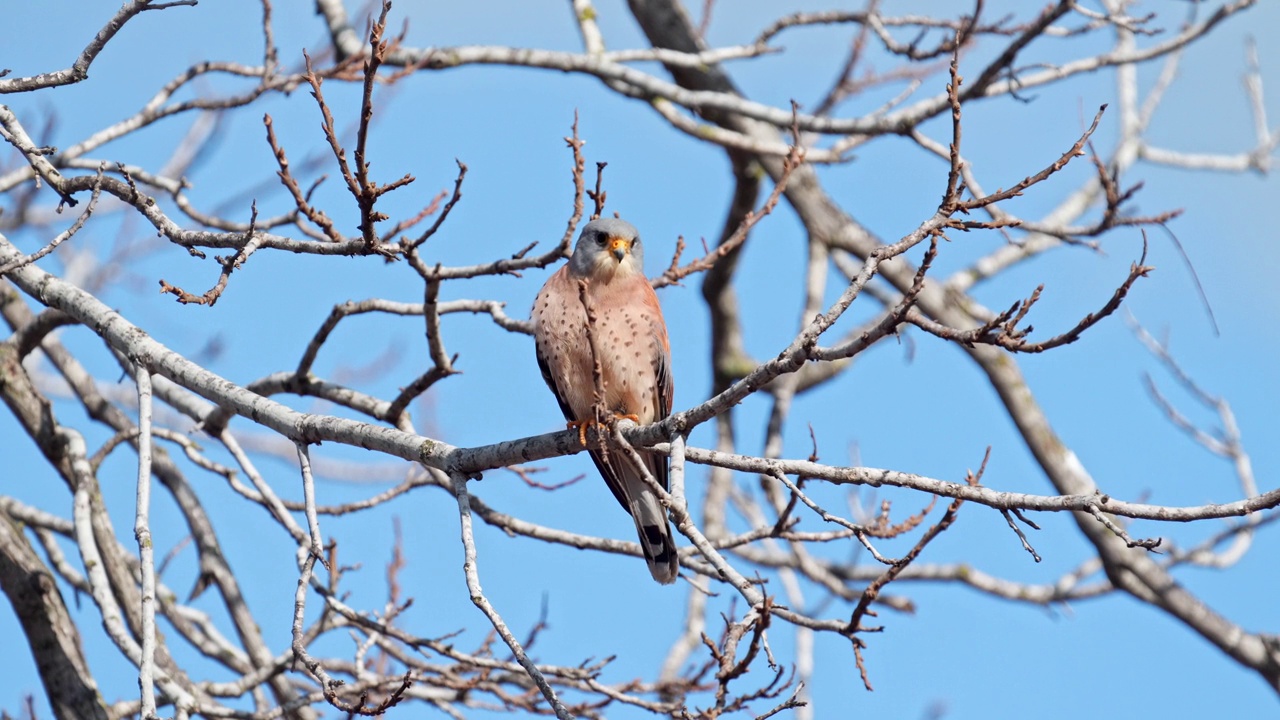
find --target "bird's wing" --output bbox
[535,343,577,423]
[533,266,585,422]
[623,278,679,583]
[639,278,673,492]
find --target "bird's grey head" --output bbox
[568,217,645,280]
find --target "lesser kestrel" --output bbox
[532,218,678,584]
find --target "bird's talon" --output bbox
[566,414,639,445]
[566,419,593,446]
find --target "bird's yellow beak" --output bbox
[609,236,630,262]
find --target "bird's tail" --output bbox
[628,487,679,585]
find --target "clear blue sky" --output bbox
[2,1,1277,718]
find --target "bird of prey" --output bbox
[532,218,678,584]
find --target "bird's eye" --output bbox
[595,234,607,246]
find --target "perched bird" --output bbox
[532,218,679,584]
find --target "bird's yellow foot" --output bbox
[567,413,642,445]
[566,419,595,446]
